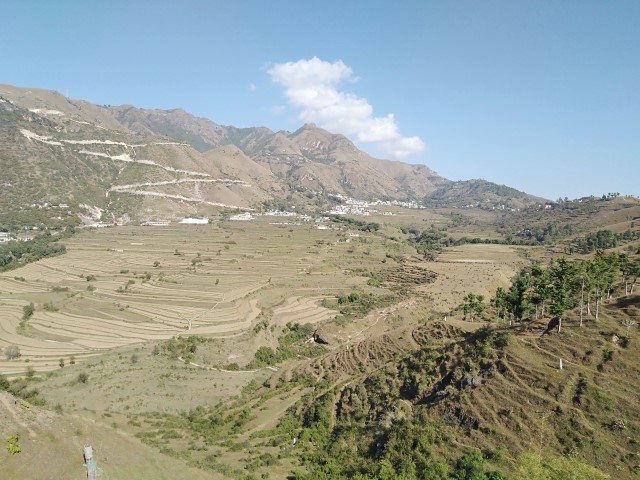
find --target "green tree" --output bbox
[462,293,485,321]
[506,270,531,322]
[629,255,640,295]
[528,263,550,320]
[254,346,277,365]
[492,287,509,322]
[589,251,619,321]
[615,252,639,296]
[548,258,579,317]
[576,260,594,326]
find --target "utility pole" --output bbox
[83,444,97,480]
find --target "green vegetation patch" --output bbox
[0,233,67,271]
[249,323,326,368]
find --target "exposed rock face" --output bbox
[461,375,483,388]
[313,329,331,345]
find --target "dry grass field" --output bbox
[420,243,527,311]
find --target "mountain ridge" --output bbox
[0,84,547,225]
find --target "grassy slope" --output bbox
[0,390,219,479]
[240,298,639,478]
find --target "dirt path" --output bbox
[0,392,38,438]
[177,355,278,374]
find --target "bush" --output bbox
[22,303,35,321]
[42,301,58,312]
[254,346,277,365]
[5,345,20,360]
[77,372,89,384]
[6,435,21,454]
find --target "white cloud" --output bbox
[248,83,257,92]
[268,57,424,160]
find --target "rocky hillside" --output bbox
[0,84,548,225]
[0,95,276,225]
[92,103,454,201]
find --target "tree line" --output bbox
[0,233,67,271]
[570,229,638,254]
[406,225,639,262]
[492,250,640,326]
[328,214,380,232]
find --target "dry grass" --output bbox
[418,243,527,312]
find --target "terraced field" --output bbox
[0,219,383,375]
[1,212,532,378]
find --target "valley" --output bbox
[0,84,639,479]
[1,205,638,479]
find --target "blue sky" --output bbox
[2,0,638,200]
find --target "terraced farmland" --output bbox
[1,219,386,375]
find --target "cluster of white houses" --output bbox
[325,205,372,216]
[140,217,210,226]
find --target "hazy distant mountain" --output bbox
[423,179,548,209]
[0,83,547,224]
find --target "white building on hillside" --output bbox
[180,217,209,224]
[142,221,171,226]
[230,212,254,221]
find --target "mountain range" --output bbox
[0,84,545,224]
